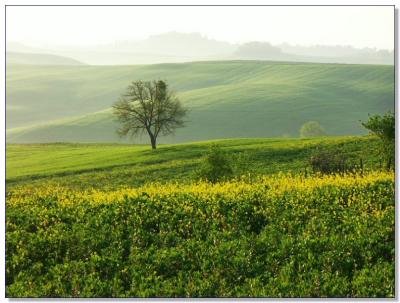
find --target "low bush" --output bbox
[310,150,347,174]
[309,147,360,174]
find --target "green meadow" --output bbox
[7,136,382,189]
[7,61,393,143]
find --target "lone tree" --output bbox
[113,80,187,149]
[299,121,326,138]
[362,111,395,170]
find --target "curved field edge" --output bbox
[6,172,394,297]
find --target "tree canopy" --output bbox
[113,80,187,149]
[362,111,395,170]
[299,121,326,138]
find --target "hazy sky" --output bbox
[6,6,394,50]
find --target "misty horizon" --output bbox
[6,6,393,66]
[7,31,395,52]
[6,30,394,66]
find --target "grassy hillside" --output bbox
[6,52,85,65]
[6,136,381,189]
[6,61,393,143]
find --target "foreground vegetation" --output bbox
[6,136,394,297]
[6,171,394,297]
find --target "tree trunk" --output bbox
[149,133,157,150]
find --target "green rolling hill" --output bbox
[6,60,394,143]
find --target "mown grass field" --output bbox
[6,61,394,143]
[6,136,395,297]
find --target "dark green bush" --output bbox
[309,147,358,174]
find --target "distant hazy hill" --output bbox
[8,32,393,65]
[6,60,394,144]
[7,52,85,65]
[234,42,394,65]
[107,32,237,57]
[8,32,236,65]
[233,42,284,60]
[280,43,394,61]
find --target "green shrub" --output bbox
[196,145,233,183]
